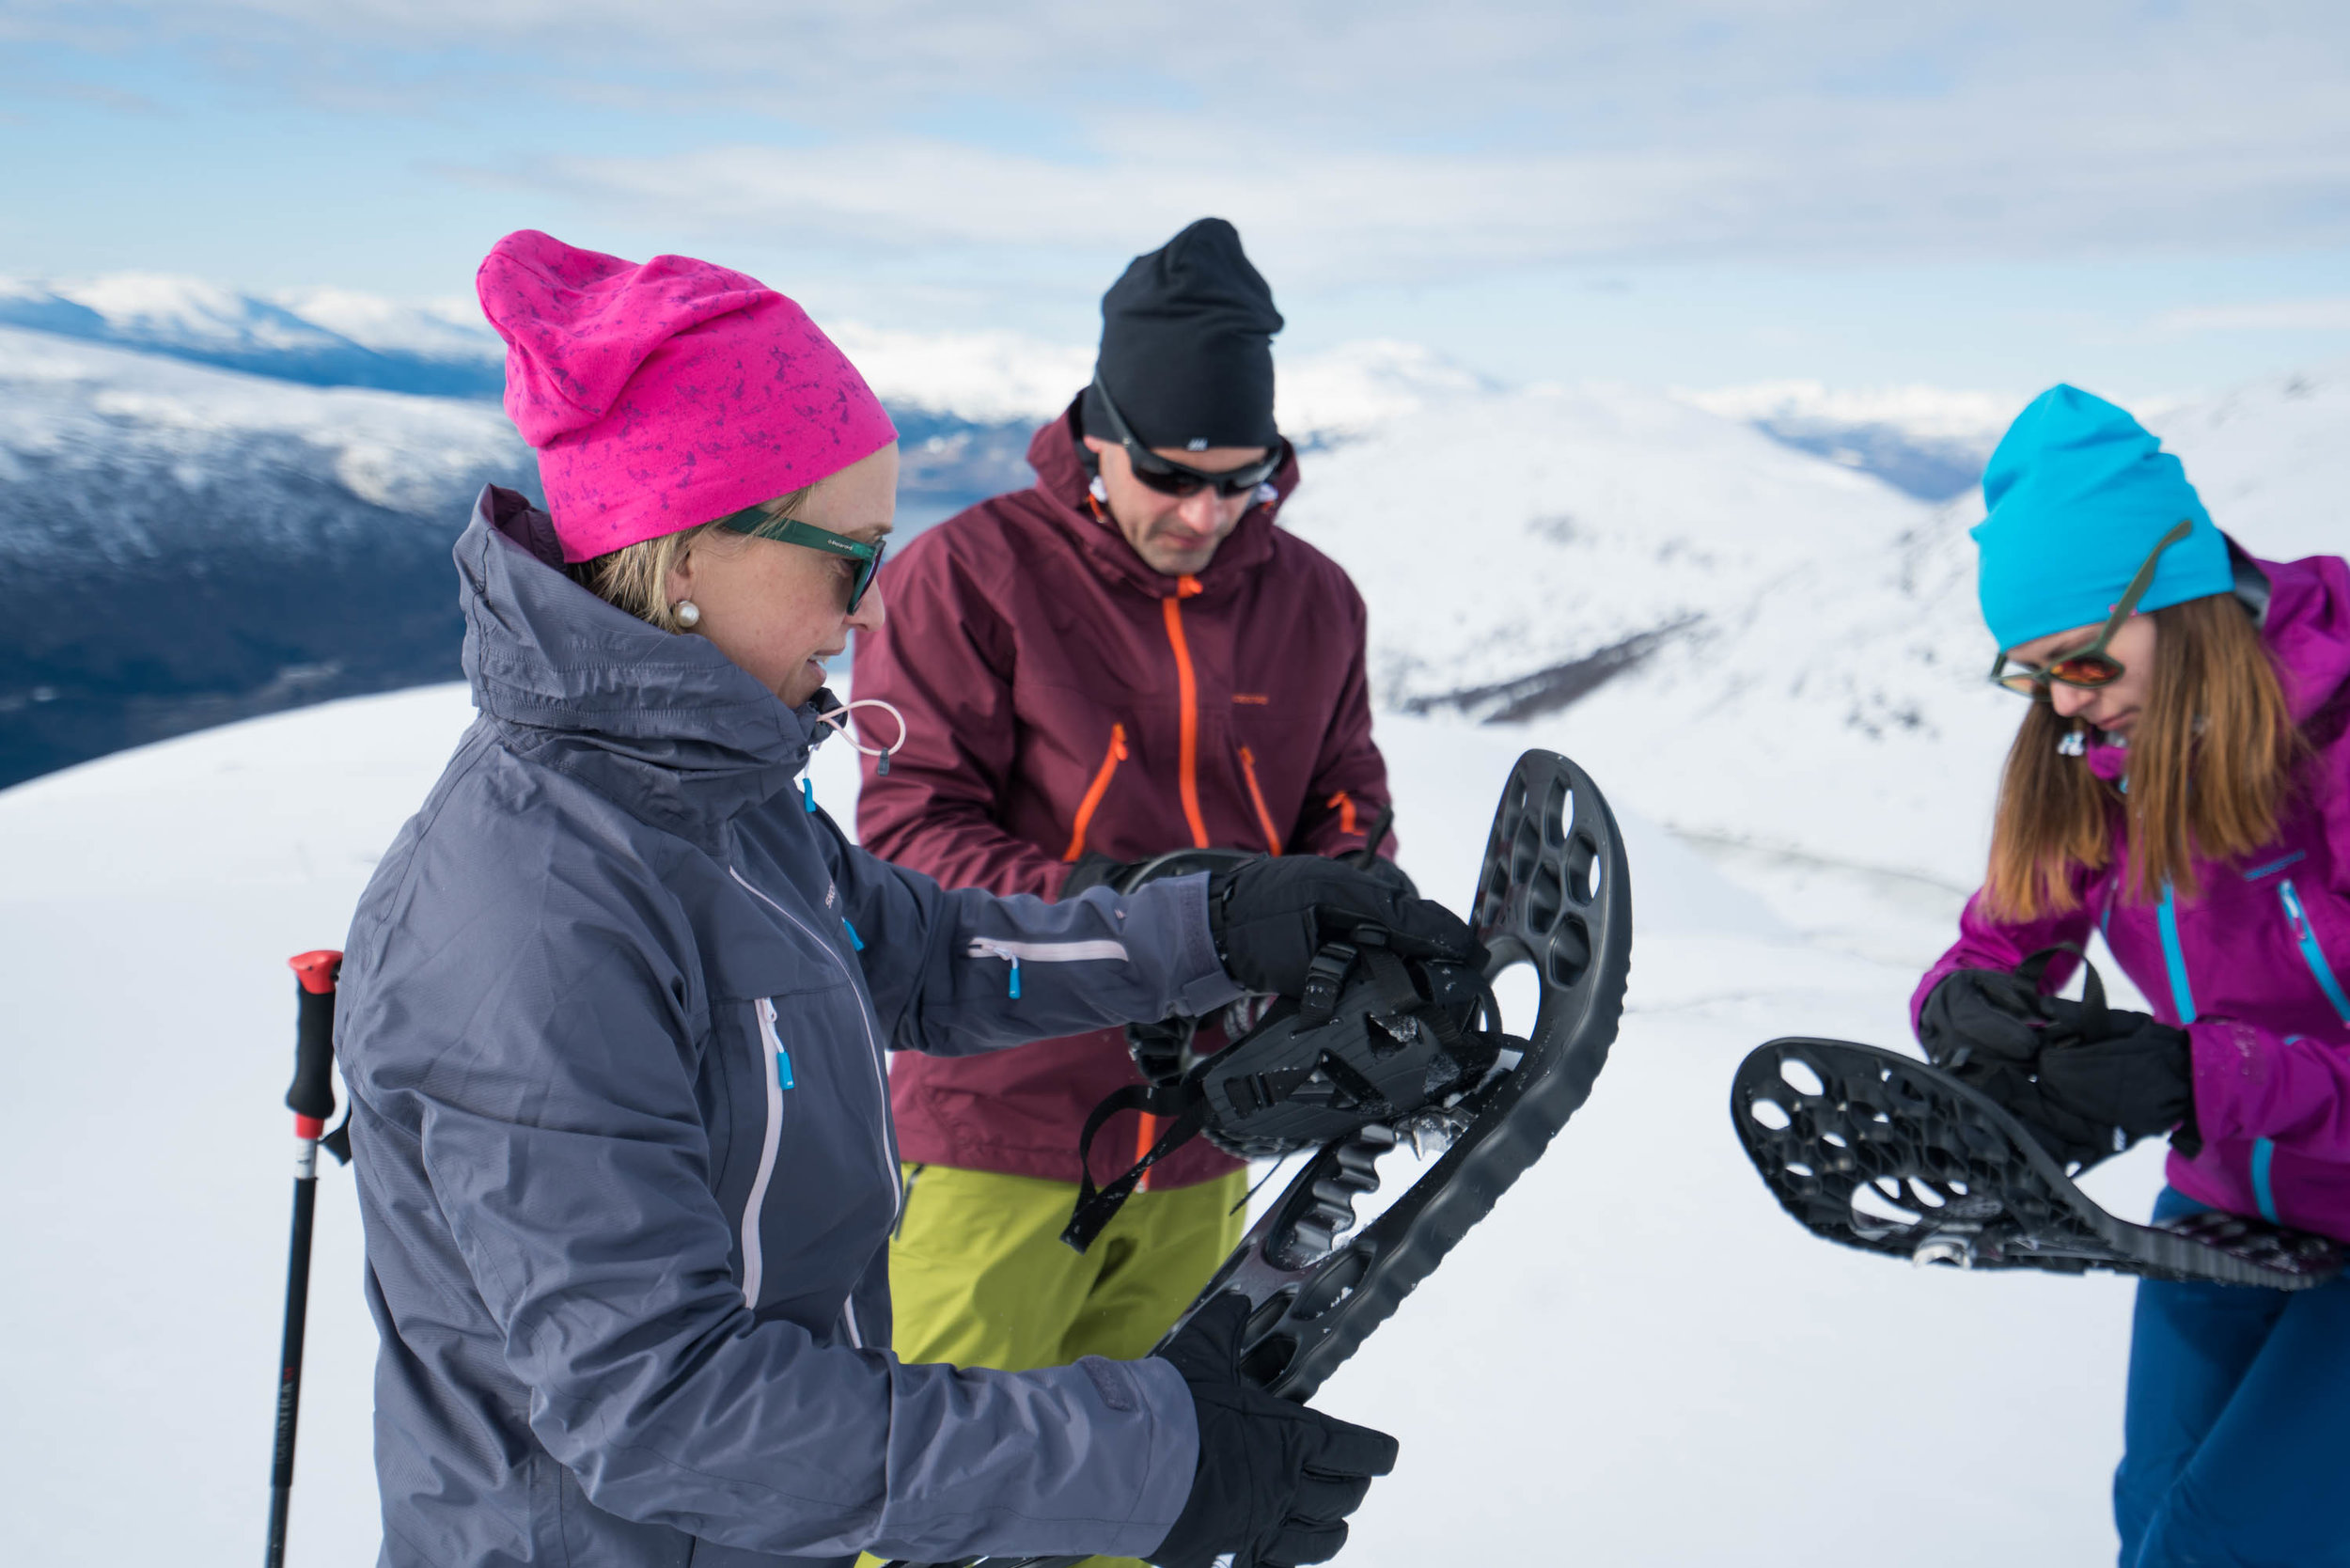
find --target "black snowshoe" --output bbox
[883,748,1634,1568]
[1732,1037,2344,1288]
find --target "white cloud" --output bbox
[2151,297,2350,335]
[14,1,2350,281]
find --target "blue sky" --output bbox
[4,0,2348,400]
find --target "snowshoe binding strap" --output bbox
[1063,935,1488,1252]
[1731,1038,2344,1289]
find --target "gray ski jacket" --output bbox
[337,487,1238,1568]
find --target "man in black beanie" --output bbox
[854,222,1400,1504]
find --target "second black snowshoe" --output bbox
[1732,1037,2343,1289]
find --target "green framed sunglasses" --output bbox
[1988,518,2193,697]
[714,505,885,613]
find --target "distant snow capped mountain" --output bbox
[0,274,508,398]
[1285,365,2340,886]
[1680,380,2018,502]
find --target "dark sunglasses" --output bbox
[1988,518,2193,697]
[714,506,885,614]
[1089,375,1284,499]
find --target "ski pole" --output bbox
[266,949,343,1568]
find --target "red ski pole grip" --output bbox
[286,950,344,1135]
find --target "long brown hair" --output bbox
[1984,592,2301,919]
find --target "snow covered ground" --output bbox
[0,682,2175,1568]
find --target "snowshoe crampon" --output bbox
[885,750,1633,1568]
[1732,1038,2344,1289]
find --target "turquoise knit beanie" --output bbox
[1971,384,2230,651]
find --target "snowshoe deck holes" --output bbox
[1821,1129,1849,1149]
[1906,1178,1946,1209]
[1779,1058,1825,1097]
[1528,860,1565,931]
[1850,1178,1920,1232]
[1749,1097,1792,1132]
[1245,1290,1297,1342]
[1292,1249,1370,1320]
[1239,1331,1299,1387]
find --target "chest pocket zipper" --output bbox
[2279,880,2350,1027]
[728,868,900,1226]
[1063,725,1128,864]
[740,997,792,1308]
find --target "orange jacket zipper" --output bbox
[1061,724,1129,862]
[1161,579,1210,849]
[1140,577,1212,1189]
[1239,746,1284,856]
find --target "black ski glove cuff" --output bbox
[1207,855,1482,998]
[1149,1294,1399,1568]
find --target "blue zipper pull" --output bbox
[1009,954,1021,999]
[775,1043,796,1090]
[802,778,817,813]
[842,917,865,951]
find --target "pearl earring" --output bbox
[673,600,701,629]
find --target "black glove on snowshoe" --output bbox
[1208,855,1481,999]
[1952,1058,2123,1170]
[1148,1294,1399,1568]
[1918,966,2052,1068]
[2034,1010,2198,1152]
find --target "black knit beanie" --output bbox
[1082,218,1283,452]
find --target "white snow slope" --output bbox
[5,355,2340,1566]
[3,684,2168,1568]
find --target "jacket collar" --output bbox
[455,485,832,851]
[1023,396,1299,601]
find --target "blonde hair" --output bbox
[1984,592,2302,919]
[568,487,814,633]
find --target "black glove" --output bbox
[1918,966,2051,1068]
[1149,1294,1399,1568]
[1207,855,1482,998]
[1062,853,1147,899]
[2035,1010,2198,1149]
[1952,1058,2123,1170]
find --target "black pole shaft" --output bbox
[266,1163,319,1568]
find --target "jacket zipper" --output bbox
[1062,723,1129,863]
[965,935,1133,998]
[741,997,792,1308]
[728,868,901,1222]
[1162,579,1211,850]
[1238,746,1284,856]
[2279,880,2350,1027]
[1328,790,1358,838]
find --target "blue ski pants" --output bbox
[2114,1186,2350,1566]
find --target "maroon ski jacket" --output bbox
[855,401,1395,1188]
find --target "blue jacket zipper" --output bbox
[2279,880,2350,1027]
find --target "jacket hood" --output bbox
[456,484,830,847]
[2262,552,2350,729]
[1022,396,1300,601]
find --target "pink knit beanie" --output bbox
[476,230,898,563]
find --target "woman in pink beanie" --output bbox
[327,231,1428,1568]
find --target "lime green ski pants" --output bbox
[877,1163,1246,1568]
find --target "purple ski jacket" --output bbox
[1916,552,2350,1241]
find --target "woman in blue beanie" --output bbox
[1914,384,2350,1566]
